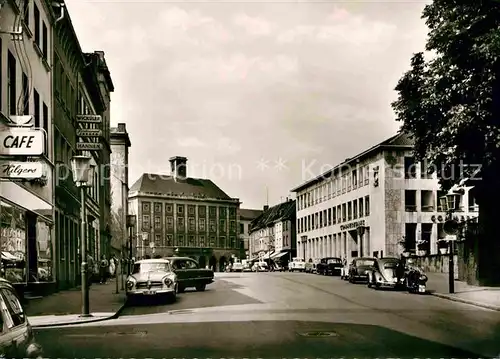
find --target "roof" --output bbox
[129,173,235,201]
[249,200,296,232]
[136,259,170,264]
[291,132,414,192]
[240,209,263,221]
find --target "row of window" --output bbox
[298,196,370,233]
[0,41,49,148]
[405,189,477,212]
[24,0,49,61]
[297,166,370,211]
[142,215,237,233]
[143,233,239,249]
[141,202,237,218]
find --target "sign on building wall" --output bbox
[0,128,44,155]
[76,115,102,152]
[340,219,366,231]
[0,161,43,179]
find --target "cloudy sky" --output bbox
[66,0,429,209]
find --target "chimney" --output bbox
[118,123,126,132]
[169,156,188,180]
[263,205,269,211]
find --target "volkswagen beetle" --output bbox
[367,257,405,289]
[125,259,177,303]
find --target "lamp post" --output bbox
[439,190,463,294]
[126,215,136,275]
[71,155,93,317]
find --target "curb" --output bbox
[431,292,500,311]
[31,302,127,329]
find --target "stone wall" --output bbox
[412,254,459,279]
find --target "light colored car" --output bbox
[232,262,244,272]
[125,259,177,303]
[288,258,306,272]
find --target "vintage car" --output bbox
[231,262,244,272]
[305,258,320,274]
[316,257,343,276]
[367,257,405,289]
[288,258,306,272]
[0,278,43,359]
[348,257,377,283]
[125,259,177,302]
[166,257,214,292]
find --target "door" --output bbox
[183,259,201,286]
[171,259,189,284]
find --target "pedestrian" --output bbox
[99,255,109,284]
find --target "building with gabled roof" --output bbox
[238,208,263,258]
[128,156,241,271]
[248,199,296,264]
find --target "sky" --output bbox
[65,0,429,210]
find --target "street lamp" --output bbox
[71,155,93,317]
[126,215,136,275]
[439,189,464,294]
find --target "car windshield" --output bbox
[383,261,399,269]
[356,259,375,266]
[132,262,170,274]
[327,258,341,264]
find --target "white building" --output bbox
[110,123,131,256]
[291,132,478,263]
[248,200,296,263]
[238,208,262,258]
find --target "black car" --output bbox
[317,257,343,276]
[348,257,377,283]
[166,257,214,293]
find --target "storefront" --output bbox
[0,180,54,296]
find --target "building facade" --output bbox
[128,156,241,272]
[238,208,262,259]
[248,200,296,263]
[110,123,131,257]
[291,132,478,263]
[52,7,113,289]
[0,0,56,295]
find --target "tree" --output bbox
[392,0,500,285]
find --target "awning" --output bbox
[2,252,19,261]
[259,251,274,260]
[271,251,288,260]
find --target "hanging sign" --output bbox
[76,142,103,151]
[0,128,44,155]
[0,161,43,179]
[76,129,102,137]
[76,115,102,123]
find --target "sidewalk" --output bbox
[25,277,127,328]
[426,272,500,311]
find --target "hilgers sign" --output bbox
[340,220,366,231]
[0,161,43,179]
[0,128,44,155]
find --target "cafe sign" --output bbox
[0,161,43,179]
[0,128,44,155]
[340,219,366,231]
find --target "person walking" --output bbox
[86,251,94,287]
[99,255,109,284]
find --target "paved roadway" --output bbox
[34,272,500,358]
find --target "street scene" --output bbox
[1,0,500,357]
[32,272,500,358]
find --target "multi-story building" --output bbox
[128,156,241,272]
[291,132,478,263]
[248,199,296,264]
[238,208,262,259]
[110,123,131,257]
[0,0,56,294]
[52,7,113,289]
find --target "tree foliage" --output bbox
[392,0,500,193]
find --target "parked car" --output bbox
[125,259,177,302]
[348,257,377,283]
[305,259,320,273]
[0,278,43,359]
[252,262,269,272]
[166,257,214,292]
[288,258,306,272]
[232,262,244,272]
[367,257,405,289]
[317,257,343,276]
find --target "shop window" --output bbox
[36,219,53,282]
[0,201,27,284]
